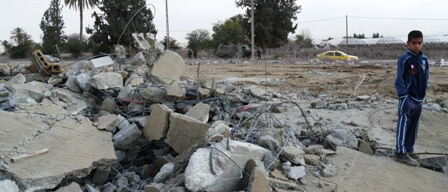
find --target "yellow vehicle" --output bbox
[316,50,358,61]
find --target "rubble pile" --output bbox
[1,41,448,192]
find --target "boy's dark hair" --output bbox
[408,30,423,42]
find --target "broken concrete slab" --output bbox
[132,33,152,50]
[0,179,19,192]
[92,168,111,184]
[1,111,116,191]
[89,72,123,90]
[165,112,211,153]
[139,86,166,102]
[51,88,88,115]
[125,73,144,87]
[76,73,91,92]
[96,113,118,132]
[207,121,231,143]
[184,139,270,191]
[101,97,117,113]
[65,75,82,93]
[130,52,146,66]
[6,81,53,106]
[143,104,172,141]
[54,182,82,192]
[247,167,271,192]
[282,162,306,180]
[150,50,185,85]
[326,128,358,150]
[113,123,141,150]
[153,162,174,183]
[258,135,281,152]
[117,84,133,100]
[166,84,186,99]
[4,73,26,88]
[185,102,210,123]
[280,146,305,165]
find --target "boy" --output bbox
[394,30,429,166]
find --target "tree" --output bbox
[64,0,97,48]
[160,36,180,50]
[353,33,365,39]
[236,0,301,53]
[40,0,67,55]
[1,40,12,52]
[294,29,313,48]
[372,32,383,38]
[8,27,33,58]
[186,29,211,55]
[63,33,87,58]
[9,27,32,46]
[87,0,156,52]
[210,14,246,48]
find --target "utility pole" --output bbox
[165,0,170,50]
[250,0,255,60]
[346,15,348,46]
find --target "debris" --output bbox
[247,167,271,192]
[165,112,211,153]
[11,148,49,163]
[89,72,123,90]
[150,50,185,85]
[143,104,172,141]
[185,102,210,123]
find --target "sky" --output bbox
[1,0,448,52]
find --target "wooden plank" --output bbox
[11,148,49,163]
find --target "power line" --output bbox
[350,16,448,21]
[298,15,448,24]
[298,16,345,24]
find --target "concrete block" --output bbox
[144,104,171,141]
[125,73,144,86]
[101,97,117,113]
[326,128,358,149]
[96,113,118,132]
[132,33,152,50]
[51,88,88,115]
[280,146,305,165]
[131,52,146,66]
[184,139,270,191]
[247,167,271,192]
[282,162,306,180]
[117,115,131,130]
[0,180,19,192]
[153,162,174,183]
[4,73,26,87]
[165,112,211,153]
[65,75,82,93]
[139,86,166,102]
[185,102,210,123]
[7,81,53,106]
[85,184,100,192]
[258,135,281,152]
[150,50,185,85]
[113,123,142,150]
[89,72,123,90]
[129,116,148,128]
[117,84,133,100]
[92,168,110,184]
[55,182,82,192]
[304,154,320,166]
[166,84,186,99]
[76,73,91,91]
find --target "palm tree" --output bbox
[64,0,97,47]
[9,27,32,45]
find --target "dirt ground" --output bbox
[183,60,448,192]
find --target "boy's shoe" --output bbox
[408,152,420,160]
[393,153,419,167]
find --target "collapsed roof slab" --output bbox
[0,110,116,191]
